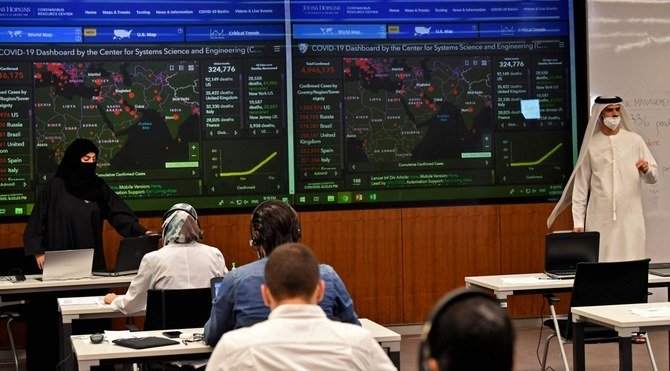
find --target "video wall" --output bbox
[0,0,587,217]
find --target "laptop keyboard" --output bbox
[548,270,575,275]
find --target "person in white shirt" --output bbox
[104,203,227,313]
[205,243,396,371]
[547,96,658,262]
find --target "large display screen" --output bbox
[0,0,587,217]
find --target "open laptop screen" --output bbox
[545,232,600,273]
[92,236,158,276]
[211,276,224,299]
[41,249,94,280]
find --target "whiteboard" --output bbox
[588,0,670,262]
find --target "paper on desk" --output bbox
[630,306,670,318]
[502,277,556,284]
[58,297,100,306]
[96,300,112,308]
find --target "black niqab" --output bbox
[55,138,106,201]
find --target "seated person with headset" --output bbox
[420,288,515,371]
[203,199,360,346]
[104,203,227,314]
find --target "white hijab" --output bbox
[546,96,637,228]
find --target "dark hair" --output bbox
[429,294,514,371]
[250,200,301,255]
[264,243,319,302]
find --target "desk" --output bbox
[0,276,134,371]
[58,296,143,371]
[571,303,670,371]
[465,273,670,307]
[71,328,208,371]
[61,300,402,371]
[360,318,402,366]
[0,275,134,295]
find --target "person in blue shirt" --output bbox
[203,199,360,346]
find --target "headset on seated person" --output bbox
[419,288,505,371]
[249,200,301,258]
[163,207,200,225]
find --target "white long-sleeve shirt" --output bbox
[206,304,397,371]
[111,241,227,314]
[572,129,657,261]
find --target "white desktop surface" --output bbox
[572,302,670,331]
[570,302,670,371]
[58,295,144,323]
[71,327,208,370]
[0,274,135,294]
[65,308,401,370]
[465,273,670,300]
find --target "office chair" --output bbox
[0,302,23,371]
[144,288,212,331]
[541,258,657,371]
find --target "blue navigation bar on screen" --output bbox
[187,25,283,41]
[290,1,568,22]
[83,26,184,43]
[479,22,568,38]
[293,24,386,39]
[0,27,81,43]
[0,2,285,25]
[388,24,478,39]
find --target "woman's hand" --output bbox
[104,293,117,304]
[35,253,45,269]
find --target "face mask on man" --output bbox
[603,116,621,130]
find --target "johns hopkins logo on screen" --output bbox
[0,6,32,16]
[301,4,341,16]
[298,43,308,54]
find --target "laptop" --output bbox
[93,236,158,276]
[40,249,94,281]
[649,262,670,277]
[544,231,600,279]
[211,276,224,299]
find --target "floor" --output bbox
[0,321,667,370]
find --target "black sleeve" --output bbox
[23,185,50,256]
[103,185,147,238]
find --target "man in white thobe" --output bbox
[548,96,657,261]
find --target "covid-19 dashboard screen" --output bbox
[0,0,586,217]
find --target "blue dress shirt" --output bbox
[203,257,360,346]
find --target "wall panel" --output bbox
[300,209,404,324]
[401,205,501,323]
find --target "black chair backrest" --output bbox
[565,258,650,338]
[144,288,212,331]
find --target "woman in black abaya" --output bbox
[23,138,150,370]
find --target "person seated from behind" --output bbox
[420,288,515,371]
[205,243,396,371]
[104,203,227,313]
[203,199,359,346]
